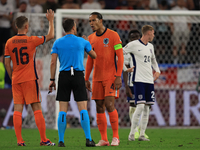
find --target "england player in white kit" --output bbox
[123,25,160,141]
[123,29,149,140]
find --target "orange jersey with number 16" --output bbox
[4,35,45,84]
[88,28,122,81]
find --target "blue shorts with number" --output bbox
[127,86,135,103]
[133,82,155,105]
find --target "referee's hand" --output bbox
[85,80,91,92]
[82,35,88,41]
[49,81,56,93]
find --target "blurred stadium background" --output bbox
[0,9,200,129]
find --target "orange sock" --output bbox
[34,110,47,142]
[108,109,119,139]
[13,111,23,143]
[97,113,108,141]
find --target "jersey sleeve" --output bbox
[84,40,92,53]
[32,36,46,47]
[4,41,10,58]
[113,32,122,46]
[151,45,160,73]
[124,53,130,65]
[51,40,58,54]
[123,43,134,54]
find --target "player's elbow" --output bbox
[45,34,54,42]
[50,60,56,67]
[89,51,97,59]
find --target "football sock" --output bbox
[130,104,145,135]
[108,109,119,139]
[13,111,23,143]
[140,105,150,136]
[97,113,108,141]
[80,110,92,141]
[57,111,67,143]
[129,106,136,122]
[34,110,47,142]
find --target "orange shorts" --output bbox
[12,80,41,105]
[92,78,119,100]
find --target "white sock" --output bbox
[140,105,150,136]
[130,104,145,135]
[138,112,143,130]
[129,106,136,121]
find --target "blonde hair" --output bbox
[141,25,154,35]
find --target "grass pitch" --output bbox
[0,128,199,150]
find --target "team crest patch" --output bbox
[103,38,109,45]
[138,95,143,100]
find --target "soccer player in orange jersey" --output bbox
[4,9,55,146]
[85,12,124,146]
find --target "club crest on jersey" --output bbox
[103,38,109,47]
[138,95,143,100]
[150,49,152,53]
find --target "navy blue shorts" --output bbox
[127,86,135,104]
[133,82,155,105]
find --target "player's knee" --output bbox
[96,105,105,113]
[31,102,42,112]
[105,103,115,112]
[136,103,145,111]
[14,104,23,113]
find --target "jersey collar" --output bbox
[65,34,74,37]
[139,39,148,46]
[96,28,107,37]
[16,34,26,36]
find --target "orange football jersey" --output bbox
[4,34,45,84]
[88,28,122,81]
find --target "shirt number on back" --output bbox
[12,47,29,65]
[144,55,150,63]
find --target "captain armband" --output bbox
[114,44,122,50]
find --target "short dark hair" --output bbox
[128,29,141,41]
[15,16,28,29]
[90,12,103,20]
[62,18,75,33]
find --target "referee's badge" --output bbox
[138,95,143,100]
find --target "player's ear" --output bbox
[100,19,103,24]
[24,23,28,30]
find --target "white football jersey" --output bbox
[123,52,134,86]
[123,39,160,84]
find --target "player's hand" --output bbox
[125,85,133,98]
[82,35,88,41]
[46,9,54,21]
[85,80,91,92]
[114,76,122,90]
[48,81,56,93]
[153,72,160,81]
[125,66,135,72]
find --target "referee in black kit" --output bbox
[48,18,96,147]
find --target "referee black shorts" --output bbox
[56,71,87,102]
